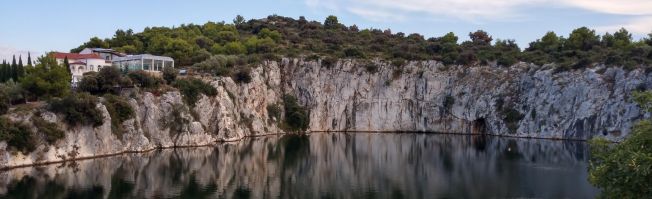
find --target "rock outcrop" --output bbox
[1,58,649,168]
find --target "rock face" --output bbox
[283,59,648,140]
[1,58,649,168]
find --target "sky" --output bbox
[0,0,651,61]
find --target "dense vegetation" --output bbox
[72,15,652,71]
[589,91,652,198]
[102,94,135,139]
[172,77,217,106]
[0,117,35,154]
[48,92,104,127]
[281,95,310,132]
[0,53,31,83]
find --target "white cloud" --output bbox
[346,7,406,22]
[307,0,545,21]
[562,0,652,15]
[306,0,652,34]
[597,16,652,34]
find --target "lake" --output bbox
[0,133,599,199]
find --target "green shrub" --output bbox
[127,71,164,89]
[0,90,8,115]
[233,67,252,84]
[163,66,178,84]
[443,95,455,110]
[0,117,36,154]
[102,94,135,138]
[363,62,379,74]
[589,117,652,198]
[267,104,282,121]
[501,107,524,134]
[31,116,65,144]
[321,56,337,68]
[282,94,310,132]
[172,78,217,106]
[48,92,104,127]
[344,47,365,58]
[79,67,132,95]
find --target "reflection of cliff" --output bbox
[0,133,597,198]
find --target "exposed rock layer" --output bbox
[1,59,648,168]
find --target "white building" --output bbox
[112,54,174,73]
[53,52,113,83]
[79,48,125,61]
[53,48,174,85]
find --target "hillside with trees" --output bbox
[71,15,652,72]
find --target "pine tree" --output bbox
[17,55,24,80]
[11,55,17,81]
[27,52,32,66]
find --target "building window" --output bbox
[90,65,95,71]
[143,59,153,70]
[154,60,163,71]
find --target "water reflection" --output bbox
[0,133,598,199]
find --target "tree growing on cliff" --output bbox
[589,91,652,198]
[20,55,71,100]
[282,94,310,132]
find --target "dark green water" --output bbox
[0,133,598,199]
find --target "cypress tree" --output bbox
[27,52,32,66]
[63,57,71,76]
[0,60,6,82]
[17,55,24,79]
[11,55,17,81]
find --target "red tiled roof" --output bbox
[52,52,102,60]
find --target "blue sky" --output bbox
[1,0,651,61]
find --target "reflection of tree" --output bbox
[278,134,311,198]
[177,175,218,199]
[107,167,135,199]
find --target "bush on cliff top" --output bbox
[0,117,36,154]
[48,92,104,127]
[172,77,217,106]
[73,15,652,70]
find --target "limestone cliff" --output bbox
[1,58,648,168]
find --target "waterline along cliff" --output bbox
[1,58,649,168]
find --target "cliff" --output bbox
[1,58,649,168]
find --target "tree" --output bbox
[324,15,339,29]
[71,37,109,53]
[20,55,71,100]
[469,30,493,45]
[566,27,600,51]
[162,66,178,84]
[602,28,632,49]
[11,55,17,81]
[26,52,32,67]
[0,60,6,82]
[63,57,71,76]
[282,94,310,132]
[589,91,652,198]
[233,15,245,26]
[16,55,23,80]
